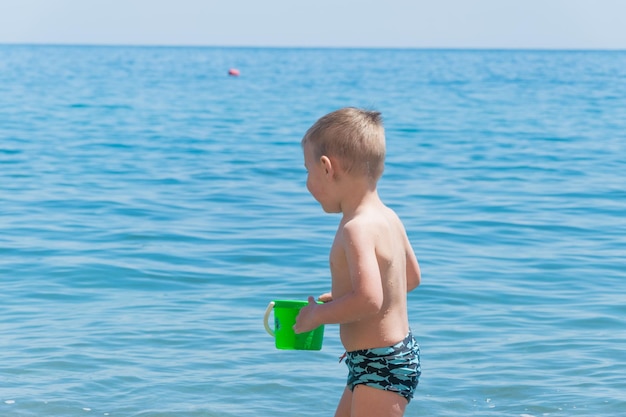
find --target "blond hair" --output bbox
[302,107,385,181]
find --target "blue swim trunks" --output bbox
[344,331,421,402]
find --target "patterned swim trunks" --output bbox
[344,331,421,402]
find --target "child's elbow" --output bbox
[407,271,421,292]
[406,253,421,292]
[361,292,384,316]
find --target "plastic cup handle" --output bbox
[263,301,275,337]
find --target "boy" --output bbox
[294,108,421,417]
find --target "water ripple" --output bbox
[1,46,625,416]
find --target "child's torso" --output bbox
[330,204,410,351]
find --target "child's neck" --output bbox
[338,180,381,217]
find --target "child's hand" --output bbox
[318,292,332,303]
[293,296,320,334]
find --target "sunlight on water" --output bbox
[1,46,625,416]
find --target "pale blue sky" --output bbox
[1,0,625,49]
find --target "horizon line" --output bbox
[1,41,625,52]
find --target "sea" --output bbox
[1,45,625,417]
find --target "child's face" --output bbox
[303,143,337,213]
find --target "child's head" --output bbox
[301,107,386,182]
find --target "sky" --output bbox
[1,0,625,49]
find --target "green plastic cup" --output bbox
[263,300,324,350]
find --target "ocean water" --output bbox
[1,45,625,417]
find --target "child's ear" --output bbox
[320,155,333,177]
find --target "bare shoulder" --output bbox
[341,204,407,246]
[340,213,376,246]
[342,205,388,234]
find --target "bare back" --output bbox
[330,203,414,351]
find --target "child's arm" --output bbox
[405,234,421,292]
[294,222,383,333]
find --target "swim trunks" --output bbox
[344,331,421,402]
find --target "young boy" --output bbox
[294,108,421,417]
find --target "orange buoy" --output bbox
[228,68,240,76]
